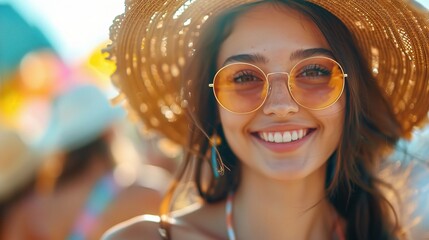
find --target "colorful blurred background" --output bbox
[0,0,428,239]
[0,1,180,239]
[0,0,124,142]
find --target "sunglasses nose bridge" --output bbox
[266,72,290,92]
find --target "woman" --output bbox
[103,0,429,239]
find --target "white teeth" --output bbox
[291,131,298,141]
[274,132,282,143]
[259,129,308,143]
[268,133,274,142]
[283,132,291,142]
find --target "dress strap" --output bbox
[67,173,119,240]
[225,191,236,240]
[158,214,171,240]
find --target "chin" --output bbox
[259,158,327,181]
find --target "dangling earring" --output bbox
[210,133,224,178]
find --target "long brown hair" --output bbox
[161,1,404,239]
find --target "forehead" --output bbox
[217,3,330,66]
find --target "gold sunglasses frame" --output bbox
[208,56,347,114]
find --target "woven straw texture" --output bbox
[107,0,429,145]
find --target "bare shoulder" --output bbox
[169,201,227,239]
[102,201,226,240]
[102,214,162,240]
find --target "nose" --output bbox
[262,73,299,116]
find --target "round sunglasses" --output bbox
[209,56,347,114]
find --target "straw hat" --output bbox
[0,128,41,201]
[107,0,429,145]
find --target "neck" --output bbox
[232,164,337,240]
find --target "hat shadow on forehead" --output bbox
[107,0,429,144]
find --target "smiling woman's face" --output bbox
[217,3,346,180]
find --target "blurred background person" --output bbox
[3,84,164,240]
[1,4,177,240]
[0,127,43,239]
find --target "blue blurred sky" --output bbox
[0,0,123,64]
[1,0,429,64]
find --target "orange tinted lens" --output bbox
[289,58,344,109]
[213,63,268,113]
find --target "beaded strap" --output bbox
[225,191,236,240]
[68,173,119,240]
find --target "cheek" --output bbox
[317,94,346,118]
[317,96,346,143]
[312,94,346,140]
[219,108,244,133]
[218,108,253,146]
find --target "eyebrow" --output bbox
[221,48,334,66]
[223,53,268,66]
[289,48,334,60]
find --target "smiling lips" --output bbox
[258,129,309,143]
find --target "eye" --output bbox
[296,64,331,78]
[233,70,264,83]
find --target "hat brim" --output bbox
[108,0,429,144]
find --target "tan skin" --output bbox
[104,3,346,240]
